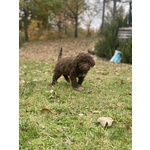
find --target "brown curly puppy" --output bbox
[51,48,95,91]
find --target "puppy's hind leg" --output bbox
[51,72,61,85]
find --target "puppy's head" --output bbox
[74,53,95,71]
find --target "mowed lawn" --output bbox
[19,39,132,150]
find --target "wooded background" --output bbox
[19,0,131,41]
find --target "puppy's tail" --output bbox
[57,48,62,61]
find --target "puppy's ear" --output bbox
[89,57,95,67]
[86,53,95,67]
[73,53,83,67]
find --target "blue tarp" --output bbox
[110,50,122,63]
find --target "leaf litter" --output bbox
[40,108,60,115]
[97,117,115,128]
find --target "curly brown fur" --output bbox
[51,48,95,90]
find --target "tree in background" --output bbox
[82,0,102,37]
[28,0,53,28]
[19,0,32,41]
[20,0,65,40]
[104,2,126,23]
[95,7,128,60]
[65,0,87,38]
[19,0,87,39]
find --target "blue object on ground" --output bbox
[110,50,122,63]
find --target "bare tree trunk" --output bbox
[58,20,62,33]
[74,16,78,38]
[129,2,132,27]
[101,0,105,31]
[113,0,117,20]
[23,8,29,42]
[87,25,91,37]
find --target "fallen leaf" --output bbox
[126,125,132,134]
[97,117,114,128]
[92,110,100,114]
[127,77,131,81]
[51,110,59,115]
[50,90,54,94]
[40,108,59,115]
[128,91,132,95]
[20,80,25,86]
[40,108,51,113]
[78,113,84,117]
[33,79,38,82]
[115,72,119,76]
[117,102,122,107]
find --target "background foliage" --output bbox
[119,38,132,64]
[94,14,132,64]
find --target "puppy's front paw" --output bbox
[73,86,84,91]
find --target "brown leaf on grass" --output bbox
[20,80,25,86]
[40,108,60,115]
[51,110,59,115]
[127,77,131,81]
[50,90,54,94]
[33,79,38,82]
[128,91,132,95]
[126,125,132,134]
[115,72,119,76]
[40,108,51,113]
[97,117,115,128]
[78,113,84,117]
[117,102,123,107]
[92,110,100,114]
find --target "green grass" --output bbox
[19,40,132,150]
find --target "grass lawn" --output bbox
[19,38,132,150]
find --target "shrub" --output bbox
[94,15,128,60]
[119,38,132,64]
